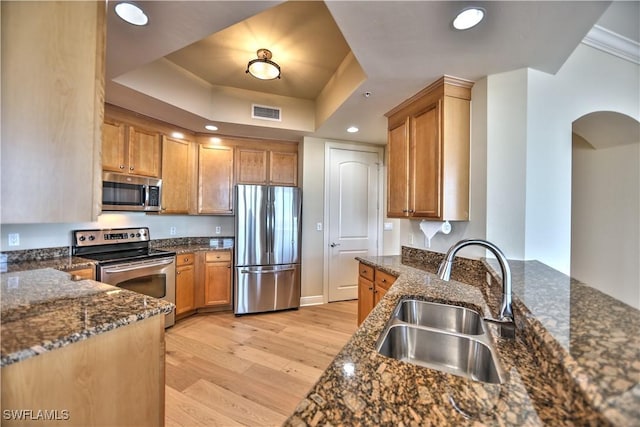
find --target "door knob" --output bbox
[330,242,341,247]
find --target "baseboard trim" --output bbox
[300,295,325,306]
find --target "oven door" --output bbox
[99,257,176,327]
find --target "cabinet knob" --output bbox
[129,166,135,171]
[119,165,125,169]
[381,279,387,283]
[368,287,373,291]
[176,271,181,275]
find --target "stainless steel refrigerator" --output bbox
[234,184,301,314]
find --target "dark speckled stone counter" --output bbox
[285,249,639,426]
[1,268,174,367]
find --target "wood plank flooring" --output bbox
[164,301,358,427]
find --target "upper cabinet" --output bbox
[1,1,105,223]
[102,119,161,178]
[235,142,298,187]
[161,136,193,214]
[386,76,473,221]
[198,145,234,215]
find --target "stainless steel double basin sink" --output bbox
[375,299,507,384]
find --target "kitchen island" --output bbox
[1,268,174,426]
[284,248,639,426]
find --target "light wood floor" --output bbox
[164,300,358,427]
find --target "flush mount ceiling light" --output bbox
[114,2,148,26]
[347,126,359,133]
[246,49,281,80]
[453,7,485,30]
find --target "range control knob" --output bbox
[130,233,135,238]
[136,233,141,237]
[79,236,86,242]
[88,235,95,241]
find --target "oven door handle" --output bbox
[101,257,174,273]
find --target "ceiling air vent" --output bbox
[252,104,281,122]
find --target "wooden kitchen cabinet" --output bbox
[1,1,105,223]
[235,142,298,187]
[386,75,473,220]
[357,262,396,325]
[102,119,161,178]
[198,145,234,214]
[161,136,193,214]
[200,250,232,309]
[65,266,95,281]
[175,253,196,317]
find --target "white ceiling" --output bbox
[105,1,634,145]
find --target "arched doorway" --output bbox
[571,111,640,309]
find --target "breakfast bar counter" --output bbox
[284,248,639,426]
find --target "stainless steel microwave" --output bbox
[102,172,162,212]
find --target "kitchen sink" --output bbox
[392,299,484,335]
[376,299,507,384]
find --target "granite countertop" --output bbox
[285,252,639,426]
[0,268,174,367]
[151,236,234,254]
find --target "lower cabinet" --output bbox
[175,253,195,317]
[64,266,95,281]
[202,251,232,307]
[357,262,397,325]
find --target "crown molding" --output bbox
[582,25,640,65]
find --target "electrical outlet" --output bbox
[8,233,20,246]
[316,222,323,231]
[215,226,221,234]
[409,234,414,245]
[169,227,176,235]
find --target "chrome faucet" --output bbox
[437,239,515,339]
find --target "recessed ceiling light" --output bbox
[171,132,184,139]
[205,124,218,131]
[115,2,148,26]
[453,7,485,31]
[347,126,359,133]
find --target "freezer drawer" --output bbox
[234,264,301,314]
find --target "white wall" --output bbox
[0,214,234,251]
[300,137,326,299]
[572,135,640,309]
[526,44,640,274]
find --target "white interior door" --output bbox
[326,145,381,302]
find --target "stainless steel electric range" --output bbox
[72,227,176,327]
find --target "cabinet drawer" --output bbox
[358,263,374,281]
[205,250,231,262]
[176,253,194,267]
[375,269,396,291]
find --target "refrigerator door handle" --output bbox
[240,267,296,274]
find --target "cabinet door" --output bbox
[176,263,195,315]
[198,145,234,214]
[237,148,268,184]
[161,136,191,214]
[411,101,442,218]
[387,118,410,217]
[269,151,298,186]
[203,261,232,307]
[357,276,375,325]
[374,285,387,306]
[128,127,161,177]
[102,120,127,173]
